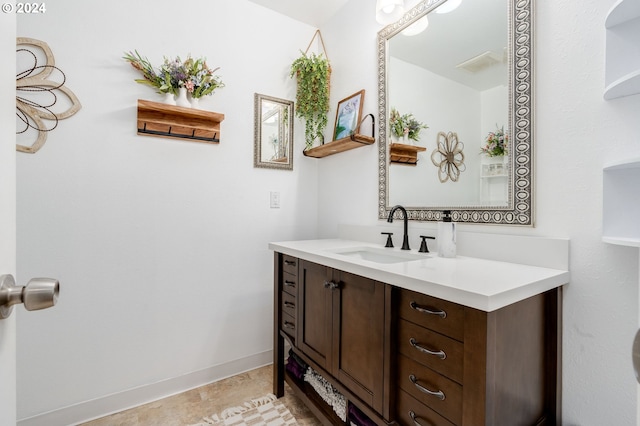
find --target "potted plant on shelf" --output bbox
[290,51,331,150]
[389,107,428,144]
[480,126,508,163]
[123,50,224,108]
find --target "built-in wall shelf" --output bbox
[604,0,640,100]
[603,158,640,246]
[302,133,375,158]
[137,99,224,143]
[389,142,426,165]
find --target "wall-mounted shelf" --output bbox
[302,133,375,158]
[389,142,426,165]
[603,158,640,246]
[137,99,224,143]
[604,0,640,100]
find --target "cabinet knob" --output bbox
[323,280,340,290]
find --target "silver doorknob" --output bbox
[0,274,59,319]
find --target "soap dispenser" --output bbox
[437,210,456,258]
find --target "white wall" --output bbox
[320,0,640,424]
[16,1,319,424]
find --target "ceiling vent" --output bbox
[456,50,505,73]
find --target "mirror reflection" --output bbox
[254,93,294,170]
[378,0,534,225]
[389,0,508,207]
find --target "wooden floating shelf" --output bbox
[137,99,224,144]
[389,142,426,165]
[303,133,375,158]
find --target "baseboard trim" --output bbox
[18,350,273,426]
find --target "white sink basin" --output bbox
[328,246,429,264]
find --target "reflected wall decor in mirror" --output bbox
[254,93,294,170]
[378,0,534,225]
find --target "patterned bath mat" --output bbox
[190,393,298,425]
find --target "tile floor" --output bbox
[80,364,320,425]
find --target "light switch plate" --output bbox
[270,191,280,209]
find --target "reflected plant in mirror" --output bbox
[254,93,294,170]
[377,0,534,225]
[389,107,428,143]
[480,125,508,157]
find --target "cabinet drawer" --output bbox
[282,291,296,318]
[281,312,296,339]
[398,289,464,341]
[397,354,462,425]
[282,255,298,276]
[398,319,463,384]
[396,389,456,426]
[282,272,297,297]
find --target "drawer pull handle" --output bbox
[284,260,296,266]
[409,374,445,400]
[410,338,446,360]
[409,411,433,426]
[284,280,296,287]
[410,301,446,319]
[284,301,295,309]
[283,321,295,329]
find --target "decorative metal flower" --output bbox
[430,131,466,183]
[16,37,81,154]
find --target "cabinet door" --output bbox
[332,270,386,413]
[298,260,333,371]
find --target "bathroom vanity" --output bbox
[271,239,569,426]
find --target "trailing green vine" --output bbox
[290,52,331,150]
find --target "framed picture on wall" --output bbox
[333,89,365,140]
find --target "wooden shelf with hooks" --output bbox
[303,133,375,158]
[137,99,224,144]
[389,143,426,165]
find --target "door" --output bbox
[297,260,332,371]
[332,271,386,413]
[0,11,18,426]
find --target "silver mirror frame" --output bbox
[254,93,294,171]
[377,0,534,225]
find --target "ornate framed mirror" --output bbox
[254,93,294,170]
[377,0,533,225]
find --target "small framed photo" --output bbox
[333,90,365,140]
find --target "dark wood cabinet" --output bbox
[329,266,388,414]
[297,260,389,416]
[394,287,560,426]
[297,261,333,370]
[274,252,561,426]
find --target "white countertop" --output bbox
[269,239,570,312]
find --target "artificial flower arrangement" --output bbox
[389,107,428,142]
[123,50,224,99]
[480,126,508,157]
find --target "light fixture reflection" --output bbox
[376,0,405,25]
[401,15,429,36]
[435,0,461,14]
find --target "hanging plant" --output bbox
[290,51,331,150]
